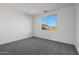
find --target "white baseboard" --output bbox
[0,34,32,45]
[74,45,79,54]
[33,34,74,45]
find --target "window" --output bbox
[41,15,57,30]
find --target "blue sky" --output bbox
[41,15,57,26]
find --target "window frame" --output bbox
[40,15,57,31]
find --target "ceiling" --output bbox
[2,3,75,16]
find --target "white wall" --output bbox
[0,5,32,45]
[0,5,76,46]
[34,6,75,44]
[75,4,79,53]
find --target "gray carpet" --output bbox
[0,37,78,55]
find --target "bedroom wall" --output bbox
[0,5,32,45]
[33,6,75,44]
[75,4,79,53]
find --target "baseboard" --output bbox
[0,34,32,45]
[74,45,79,55]
[33,36,74,46]
[33,34,74,45]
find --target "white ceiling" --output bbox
[2,3,75,16]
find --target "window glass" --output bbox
[41,15,57,30]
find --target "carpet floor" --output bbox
[0,37,78,55]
